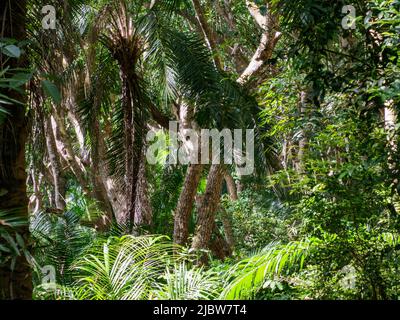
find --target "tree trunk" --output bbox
[173,101,203,245]
[193,193,232,260]
[297,90,309,173]
[221,172,236,250]
[28,168,43,214]
[224,172,238,201]
[88,111,116,230]
[44,118,66,210]
[117,67,144,232]
[384,103,397,159]
[119,72,135,228]
[191,164,226,264]
[173,164,203,245]
[220,206,235,251]
[0,0,32,299]
[209,222,232,260]
[133,150,153,230]
[237,1,281,85]
[383,102,398,197]
[50,112,88,192]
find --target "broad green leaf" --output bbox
[9,72,32,88]
[41,80,61,104]
[2,45,21,58]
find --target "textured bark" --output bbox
[220,207,235,251]
[67,109,88,159]
[193,194,231,259]
[222,172,237,250]
[134,151,153,229]
[237,2,281,85]
[104,3,145,229]
[224,172,238,201]
[384,106,396,131]
[0,0,32,299]
[43,166,56,208]
[209,223,232,260]
[116,65,144,231]
[50,113,88,192]
[88,107,115,229]
[297,90,310,173]
[127,99,145,233]
[384,103,397,153]
[90,170,114,231]
[173,101,203,245]
[383,102,397,180]
[97,144,126,227]
[28,168,43,214]
[67,108,88,163]
[44,118,66,210]
[191,164,226,264]
[173,164,203,245]
[121,72,134,228]
[193,180,234,258]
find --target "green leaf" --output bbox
[2,232,20,255]
[9,72,32,89]
[2,45,21,58]
[0,93,23,105]
[41,80,61,104]
[0,244,11,253]
[15,233,25,248]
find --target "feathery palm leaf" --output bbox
[51,235,188,300]
[221,238,318,299]
[153,262,222,300]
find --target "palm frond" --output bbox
[52,235,187,300]
[153,262,222,300]
[30,210,97,286]
[221,238,318,299]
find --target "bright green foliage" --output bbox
[221,238,317,299]
[30,210,96,287]
[221,190,291,253]
[2,0,400,301]
[34,235,221,300]
[153,263,221,300]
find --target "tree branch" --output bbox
[237,1,281,85]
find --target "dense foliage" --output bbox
[1,0,400,300]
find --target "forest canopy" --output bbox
[0,0,400,300]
